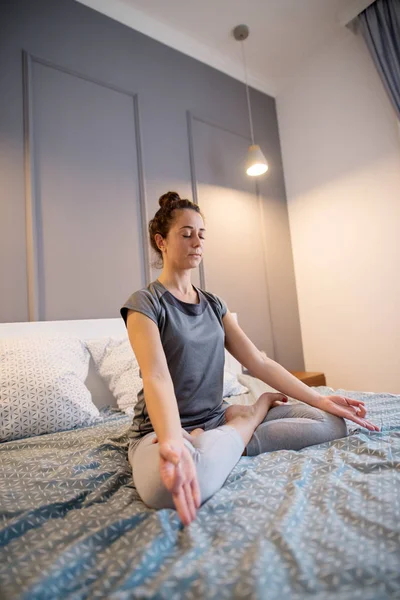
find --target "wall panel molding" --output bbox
[22,50,150,321]
[186,110,205,289]
[22,52,40,321]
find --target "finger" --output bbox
[366,421,380,432]
[345,398,366,408]
[364,420,380,432]
[160,458,183,494]
[191,473,201,509]
[347,405,361,416]
[271,400,286,408]
[159,458,176,489]
[351,415,379,432]
[341,398,367,418]
[170,461,184,494]
[183,481,197,523]
[173,487,191,527]
[357,418,374,431]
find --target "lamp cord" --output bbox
[240,40,255,146]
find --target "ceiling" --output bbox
[76,0,373,96]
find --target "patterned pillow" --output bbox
[87,337,248,414]
[0,337,100,442]
[86,338,142,416]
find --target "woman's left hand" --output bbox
[319,395,380,431]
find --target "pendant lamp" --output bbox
[233,24,268,176]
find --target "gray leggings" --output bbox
[128,403,347,510]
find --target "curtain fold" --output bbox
[357,0,400,120]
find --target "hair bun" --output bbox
[159,191,181,210]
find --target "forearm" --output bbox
[142,376,184,447]
[249,357,323,408]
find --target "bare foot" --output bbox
[153,428,205,446]
[189,428,205,438]
[225,392,288,428]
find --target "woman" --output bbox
[121,192,379,527]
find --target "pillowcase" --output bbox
[238,372,306,404]
[237,372,281,402]
[0,337,100,442]
[87,337,248,415]
[86,337,142,416]
[223,370,248,397]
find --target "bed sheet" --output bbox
[0,389,399,600]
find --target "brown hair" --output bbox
[148,191,204,268]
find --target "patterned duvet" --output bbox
[0,387,399,600]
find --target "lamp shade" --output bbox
[246,144,268,176]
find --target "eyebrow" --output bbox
[179,226,206,231]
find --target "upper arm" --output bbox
[223,310,269,373]
[126,310,171,382]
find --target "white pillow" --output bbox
[86,337,142,416]
[87,337,248,415]
[237,372,300,404]
[223,370,248,397]
[0,337,100,442]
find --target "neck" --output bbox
[157,269,194,295]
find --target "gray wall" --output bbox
[0,0,304,370]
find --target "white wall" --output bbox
[277,29,400,394]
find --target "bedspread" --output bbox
[0,388,399,600]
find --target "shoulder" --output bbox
[129,283,161,305]
[199,289,228,319]
[120,281,163,327]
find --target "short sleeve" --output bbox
[215,295,228,318]
[120,289,160,327]
[204,291,228,320]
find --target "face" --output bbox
[155,209,205,270]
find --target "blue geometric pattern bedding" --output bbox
[0,388,399,600]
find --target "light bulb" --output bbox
[245,144,268,177]
[247,163,268,176]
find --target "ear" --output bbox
[154,233,164,251]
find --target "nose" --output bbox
[193,233,203,247]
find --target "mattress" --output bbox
[0,387,399,600]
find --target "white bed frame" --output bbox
[0,316,243,409]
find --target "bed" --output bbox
[0,319,399,600]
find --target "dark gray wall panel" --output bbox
[29,58,145,320]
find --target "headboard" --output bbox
[0,316,242,409]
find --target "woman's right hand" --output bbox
[156,439,201,526]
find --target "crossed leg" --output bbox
[243,402,348,456]
[129,397,347,510]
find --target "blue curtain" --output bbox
[358,0,400,119]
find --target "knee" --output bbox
[130,442,176,510]
[133,453,228,510]
[132,466,175,510]
[130,430,241,510]
[320,411,348,440]
[131,441,217,511]
[304,405,348,439]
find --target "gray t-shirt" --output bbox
[120,279,228,444]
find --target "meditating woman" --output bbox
[120,191,379,527]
